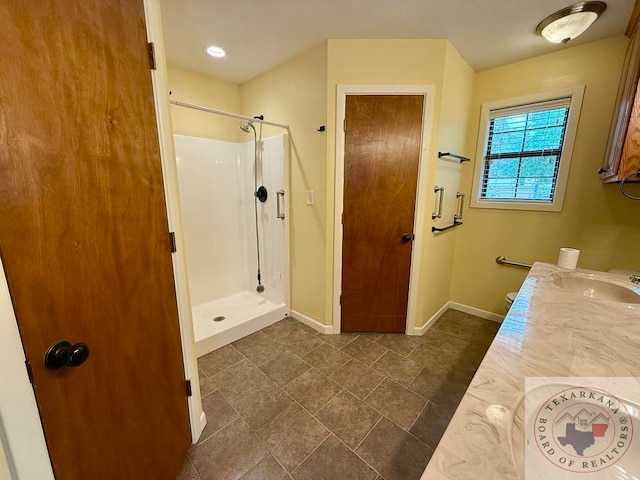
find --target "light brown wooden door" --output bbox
[0,1,191,479]
[341,95,423,333]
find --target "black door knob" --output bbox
[255,186,268,203]
[44,340,90,370]
[402,233,412,243]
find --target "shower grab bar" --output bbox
[438,152,470,163]
[454,192,465,222]
[170,99,290,130]
[432,186,444,219]
[495,256,532,269]
[431,221,462,233]
[276,189,285,219]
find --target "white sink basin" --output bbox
[550,272,640,304]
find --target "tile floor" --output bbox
[178,309,500,480]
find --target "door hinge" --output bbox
[25,359,33,384]
[343,118,346,132]
[148,42,157,70]
[186,379,193,397]
[169,231,177,253]
[341,213,344,224]
[339,295,342,305]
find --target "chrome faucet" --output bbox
[630,274,640,285]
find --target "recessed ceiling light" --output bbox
[204,45,226,58]
[536,1,607,44]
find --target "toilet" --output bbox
[505,292,517,313]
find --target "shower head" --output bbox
[240,120,254,133]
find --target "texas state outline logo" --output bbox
[533,386,632,473]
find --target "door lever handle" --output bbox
[44,340,90,369]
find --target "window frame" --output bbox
[470,86,585,212]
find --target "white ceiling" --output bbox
[159,0,634,84]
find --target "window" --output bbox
[471,86,584,212]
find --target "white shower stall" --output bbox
[174,133,290,357]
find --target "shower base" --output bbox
[192,291,288,357]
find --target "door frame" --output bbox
[0,1,204,477]
[332,85,435,335]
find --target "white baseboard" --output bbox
[195,411,207,443]
[448,302,505,323]
[411,301,450,336]
[290,310,334,334]
[293,302,502,337]
[412,301,504,335]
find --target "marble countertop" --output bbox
[421,262,640,479]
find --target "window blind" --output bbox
[480,97,571,202]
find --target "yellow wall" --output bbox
[167,65,242,142]
[451,35,640,314]
[240,43,328,322]
[326,39,474,328]
[424,43,475,325]
[167,40,466,327]
[166,34,638,325]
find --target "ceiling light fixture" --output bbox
[536,1,607,44]
[204,45,226,58]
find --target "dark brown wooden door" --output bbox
[0,1,191,479]
[341,95,423,333]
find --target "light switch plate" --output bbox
[305,190,314,205]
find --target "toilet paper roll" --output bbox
[557,247,580,270]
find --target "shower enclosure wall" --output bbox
[174,133,290,357]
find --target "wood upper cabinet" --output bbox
[601,20,640,183]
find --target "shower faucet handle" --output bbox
[255,186,268,203]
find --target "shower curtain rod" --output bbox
[170,99,290,130]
